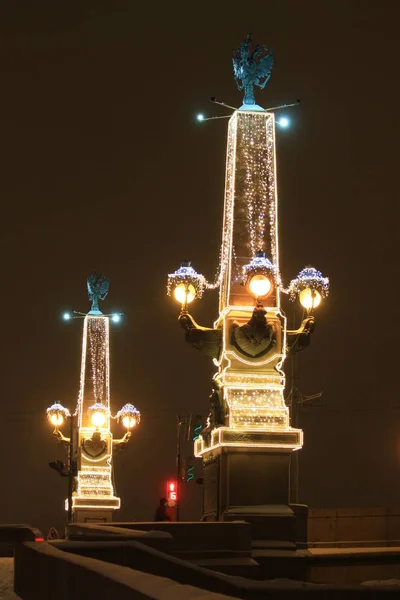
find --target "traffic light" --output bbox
[186,455,195,482]
[167,480,177,503]
[192,415,203,441]
[49,460,69,477]
[186,464,195,482]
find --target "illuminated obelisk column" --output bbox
[194,107,302,521]
[72,311,120,522]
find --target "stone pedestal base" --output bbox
[73,508,114,523]
[202,447,291,519]
[201,445,307,547]
[72,496,120,523]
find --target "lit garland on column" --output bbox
[219,111,280,310]
[219,114,238,310]
[88,317,109,405]
[227,388,289,429]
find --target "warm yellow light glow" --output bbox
[91,410,106,428]
[249,274,271,298]
[50,413,64,427]
[173,283,196,304]
[299,288,321,310]
[122,415,137,429]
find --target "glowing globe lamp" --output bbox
[63,312,71,321]
[197,114,205,122]
[50,412,64,427]
[122,415,137,429]
[174,283,196,305]
[299,288,321,310]
[111,314,121,323]
[249,274,271,298]
[116,403,141,430]
[91,409,107,428]
[46,403,70,429]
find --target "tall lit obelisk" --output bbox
[193,38,302,522]
[168,36,328,538]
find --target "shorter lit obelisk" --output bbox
[47,273,140,523]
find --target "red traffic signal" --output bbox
[167,480,177,503]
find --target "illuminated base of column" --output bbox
[194,426,302,457]
[72,496,120,510]
[197,427,303,538]
[71,497,120,524]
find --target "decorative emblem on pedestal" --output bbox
[231,306,276,358]
[82,432,107,459]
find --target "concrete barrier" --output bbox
[100,521,252,556]
[53,537,259,585]
[0,524,44,557]
[87,520,258,575]
[14,540,400,598]
[67,523,173,553]
[14,541,239,600]
[308,508,400,547]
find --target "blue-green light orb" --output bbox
[277,116,290,128]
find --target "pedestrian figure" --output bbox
[154,497,171,521]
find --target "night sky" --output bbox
[1,1,399,536]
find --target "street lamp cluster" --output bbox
[47,401,140,434]
[168,258,329,316]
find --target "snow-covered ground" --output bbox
[0,559,19,600]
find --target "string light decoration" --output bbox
[194,426,303,458]
[78,316,111,429]
[288,267,330,302]
[227,388,289,429]
[219,111,280,310]
[88,318,109,405]
[76,466,115,499]
[219,115,238,311]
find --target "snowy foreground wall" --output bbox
[14,539,400,598]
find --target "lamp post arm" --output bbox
[287,315,315,336]
[53,429,70,444]
[178,312,222,359]
[113,431,132,447]
[287,315,315,355]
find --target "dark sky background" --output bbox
[1,1,399,535]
